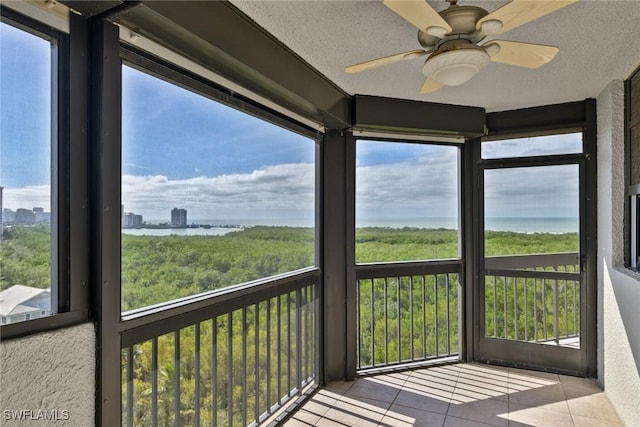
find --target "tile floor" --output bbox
[284,363,624,427]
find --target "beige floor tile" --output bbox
[381,404,446,427]
[571,413,624,427]
[566,395,622,422]
[410,368,459,387]
[509,397,570,415]
[298,392,336,418]
[322,396,390,427]
[447,397,509,427]
[458,372,510,391]
[558,376,604,400]
[285,409,322,426]
[314,417,350,427]
[508,382,567,409]
[323,380,354,395]
[404,376,457,394]
[283,415,316,427]
[453,380,509,402]
[508,404,575,427]
[558,374,594,385]
[444,415,502,426]
[393,388,451,414]
[288,364,626,427]
[509,368,560,387]
[450,389,506,404]
[460,363,510,376]
[384,371,412,385]
[344,376,403,403]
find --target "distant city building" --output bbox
[171,208,187,227]
[1,206,49,226]
[0,285,51,325]
[33,207,44,223]
[2,209,15,224]
[122,207,143,228]
[15,208,36,225]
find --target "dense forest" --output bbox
[0,226,50,291]
[1,225,579,426]
[121,227,315,311]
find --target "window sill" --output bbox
[0,310,89,341]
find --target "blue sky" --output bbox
[0,22,51,210]
[121,65,316,221]
[1,20,581,225]
[122,66,314,179]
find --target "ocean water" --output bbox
[122,227,242,237]
[484,217,578,233]
[357,217,578,233]
[124,217,578,235]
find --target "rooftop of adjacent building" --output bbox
[0,285,50,316]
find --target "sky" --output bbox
[0,22,51,210]
[1,21,582,224]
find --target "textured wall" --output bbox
[0,323,95,426]
[597,80,640,425]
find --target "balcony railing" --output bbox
[120,267,320,427]
[484,252,580,346]
[355,260,462,372]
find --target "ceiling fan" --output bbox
[345,0,577,93]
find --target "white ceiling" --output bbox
[230,0,640,112]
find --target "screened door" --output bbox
[476,133,591,374]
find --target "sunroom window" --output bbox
[121,64,317,312]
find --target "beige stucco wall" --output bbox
[0,322,95,426]
[597,79,640,425]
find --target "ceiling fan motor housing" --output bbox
[439,4,489,35]
[421,4,492,86]
[422,43,490,86]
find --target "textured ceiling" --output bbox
[230,0,640,112]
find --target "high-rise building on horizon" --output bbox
[15,208,36,225]
[121,205,143,227]
[171,208,187,227]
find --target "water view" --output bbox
[121,217,578,236]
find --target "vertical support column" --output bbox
[322,129,356,382]
[463,138,482,362]
[583,98,598,377]
[89,18,122,427]
[68,13,90,316]
[51,25,69,314]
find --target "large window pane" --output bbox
[355,140,460,263]
[482,133,582,159]
[0,22,53,324]
[484,165,580,257]
[121,65,316,312]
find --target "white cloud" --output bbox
[484,165,579,218]
[3,152,580,224]
[122,163,315,220]
[482,133,582,159]
[356,149,459,219]
[2,185,50,211]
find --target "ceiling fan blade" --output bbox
[345,50,427,73]
[484,40,559,68]
[477,0,578,35]
[420,78,444,94]
[384,0,452,37]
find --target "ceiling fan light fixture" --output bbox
[422,48,490,86]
